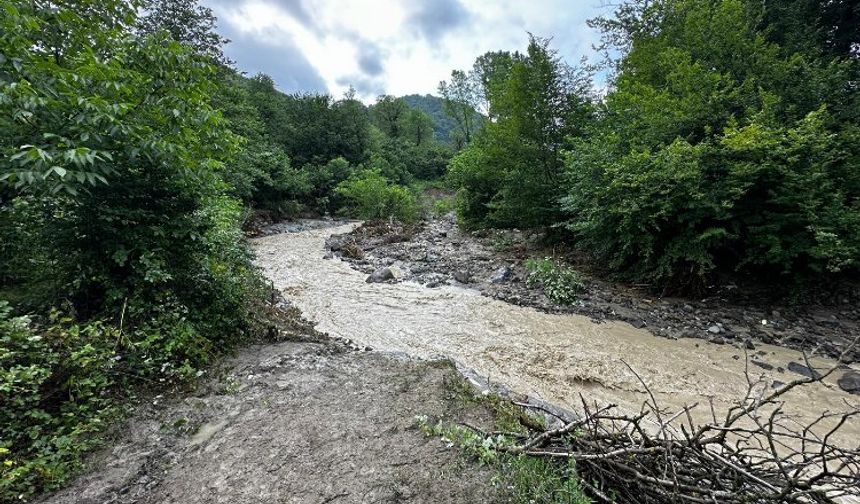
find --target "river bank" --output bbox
[327,214,860,370]
[253,221,858,445]
[39,315,508,504]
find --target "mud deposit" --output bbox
[254,223,859,446]
[330,215,860,363]
[39,342,504,504]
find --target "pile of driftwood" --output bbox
[499,341,860,503]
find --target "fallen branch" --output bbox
[494,337,860,503]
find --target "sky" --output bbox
[203,0,611,102]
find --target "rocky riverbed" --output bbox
[326,214,860,393]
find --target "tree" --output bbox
[438,70,481,145]
[372,95,409,139]
[449,35,593,228]
[403,109,435,146]
[0,1,267,497]
[137,0,232,64]
[563,0,860,288]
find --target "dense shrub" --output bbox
[335,170,418,223]
[0,2,270,499]
[0,305,121,499]
[562,0,860,288]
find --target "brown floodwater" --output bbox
[252,223,859,445]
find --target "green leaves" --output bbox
[335,169,419,223]
[561,0,860,288]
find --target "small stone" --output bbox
[710,337,726,345]
[751,360,774,371]
[682,304,694,312]
[632,320,647,329]
[707,325,722,334]
[453,271,471,283]
[771,380,785,389]
[744,340,756,350]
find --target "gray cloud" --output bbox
[336,74,386,98]
[268,0,314,26]
[407,0,472,41]
[356,40,386,77]
[221,30,327,93]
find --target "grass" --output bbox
[419,377,592,504]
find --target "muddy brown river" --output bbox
[252,223,859,444]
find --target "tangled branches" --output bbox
[499,339,860,503]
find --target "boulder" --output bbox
[489,266,512,284]
[837,370,860,395]
[453,271,471,283]
[366,267,395,283]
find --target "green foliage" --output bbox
[0,2,271,500]
[447,35,593,229]
[335,170,418,223]
[401,94,483,146]
[137,0,231,64]
[563,0,860,287]
[371,95,410,139]
[0,306,121,499]
[525,258,584,305]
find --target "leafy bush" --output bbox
[335,170,419,222]
[0,304,120,498]
[562,0,860,288]
[447,145,501,229]
[525,258,584,305]
[0,3,272,500]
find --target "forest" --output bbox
[1,0,858,502]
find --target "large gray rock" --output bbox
[453,271,471,283]
[366,267,395,283]
[489,266,512,284]
[838,370,860,395]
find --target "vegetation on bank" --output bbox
[0,0,449,499]
[1,0,857,501]
[442,0,859,290]
[418,379,591,504]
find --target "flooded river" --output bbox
[252,223,859,444]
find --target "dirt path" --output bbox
[39,340,505,504]
[253,222,860,446]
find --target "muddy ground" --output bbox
[327,214,860,366]
[39,327,510,504]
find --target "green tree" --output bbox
[0,0,269,498]
[404,108,435,146]
[137,0,231,64]
[371,95,409,139]
[449,35,593,228]
[564,0,860,288]
[439,70,481,146]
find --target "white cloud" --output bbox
[206,0,608,101]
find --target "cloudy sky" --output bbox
[203,0,610,101]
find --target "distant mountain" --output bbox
[401,94,482,145]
